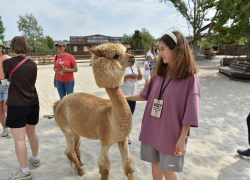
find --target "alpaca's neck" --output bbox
[105,87,132,126]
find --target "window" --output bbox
[74,46,78,52]
[84,46,88,52]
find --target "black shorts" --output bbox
[6,104,40,128]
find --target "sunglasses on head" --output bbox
[126,48,132,51]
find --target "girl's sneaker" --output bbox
[6,128,13,138]
[28,157,41,167]
[9,169,32,180]
[1,128,8,137]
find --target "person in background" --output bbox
[126,31,200,180]
[147,42,158,78]
[3,36,40,180]
[120,41,143,144]
[54,41,78,100]
[143,54,154,87]
[0,40,12,138]
[237,113,250,156]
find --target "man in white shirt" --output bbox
[120,42,142,144]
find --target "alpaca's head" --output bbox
[88,43,135,88]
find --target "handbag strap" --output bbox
[9,58,28,81]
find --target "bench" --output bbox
[220,57,247,66]
[219,60,250,82]
[193,50,214,60]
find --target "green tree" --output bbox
[160,0,219,50]
[123,28,155,53]
[17,13,47,53]
[205,0,250,40]
[203,0,250,59]
[140,28,155,50]
[46,36,54,50]
[0,16,6,41]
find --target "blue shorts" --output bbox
[0,81,10,101]
[150,62,157,71]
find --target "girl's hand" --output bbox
[175,138,186,156]
[130,74,138,79]
[61,67,69,73]
[151,66,155,69]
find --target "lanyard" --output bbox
[130,66,134,74]
[158,78,171,100]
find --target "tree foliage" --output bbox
[202,0,250,60]
[17,13,47,53]
[0,16,6,41]
[123,28,155,53]
[203,0,250,41]
[46,36,55,50]
[159,0,218,50]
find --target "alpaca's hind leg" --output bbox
[98,145,111,180]
[64,132,84,176]
[118,139,134,180]
[74,134,83,166]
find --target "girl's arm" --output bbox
[125,94,146,101]
[175,124,191,156]
[145,64,150,70]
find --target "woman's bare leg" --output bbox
[162,171,178,180]
[152,162,163,180]
[26,124,39,157]
[150,71,154,79]
[144,79,149,87]
[11,127,28,168]
[0,101,6,128]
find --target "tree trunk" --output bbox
[193,29,197,51]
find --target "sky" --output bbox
[1,0,192,41]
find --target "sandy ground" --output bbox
[0,55,250,180]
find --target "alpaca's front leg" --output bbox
[118,139,134,180]
[98,145,111,180]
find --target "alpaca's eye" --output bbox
[113,54,119,59]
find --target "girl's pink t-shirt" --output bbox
[139,74,200,156]
[54,53,76,82]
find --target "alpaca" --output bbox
[53,43,135,180]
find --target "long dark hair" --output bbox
[156,31,198,80]
[150,42,158,56]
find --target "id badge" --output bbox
[1,79,8,86]
[151,99,163,118]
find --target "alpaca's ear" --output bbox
[88,47,103,57]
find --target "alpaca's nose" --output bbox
[128,57,135,64]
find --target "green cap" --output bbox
[0,40,5,49]
[55,41,65,47]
